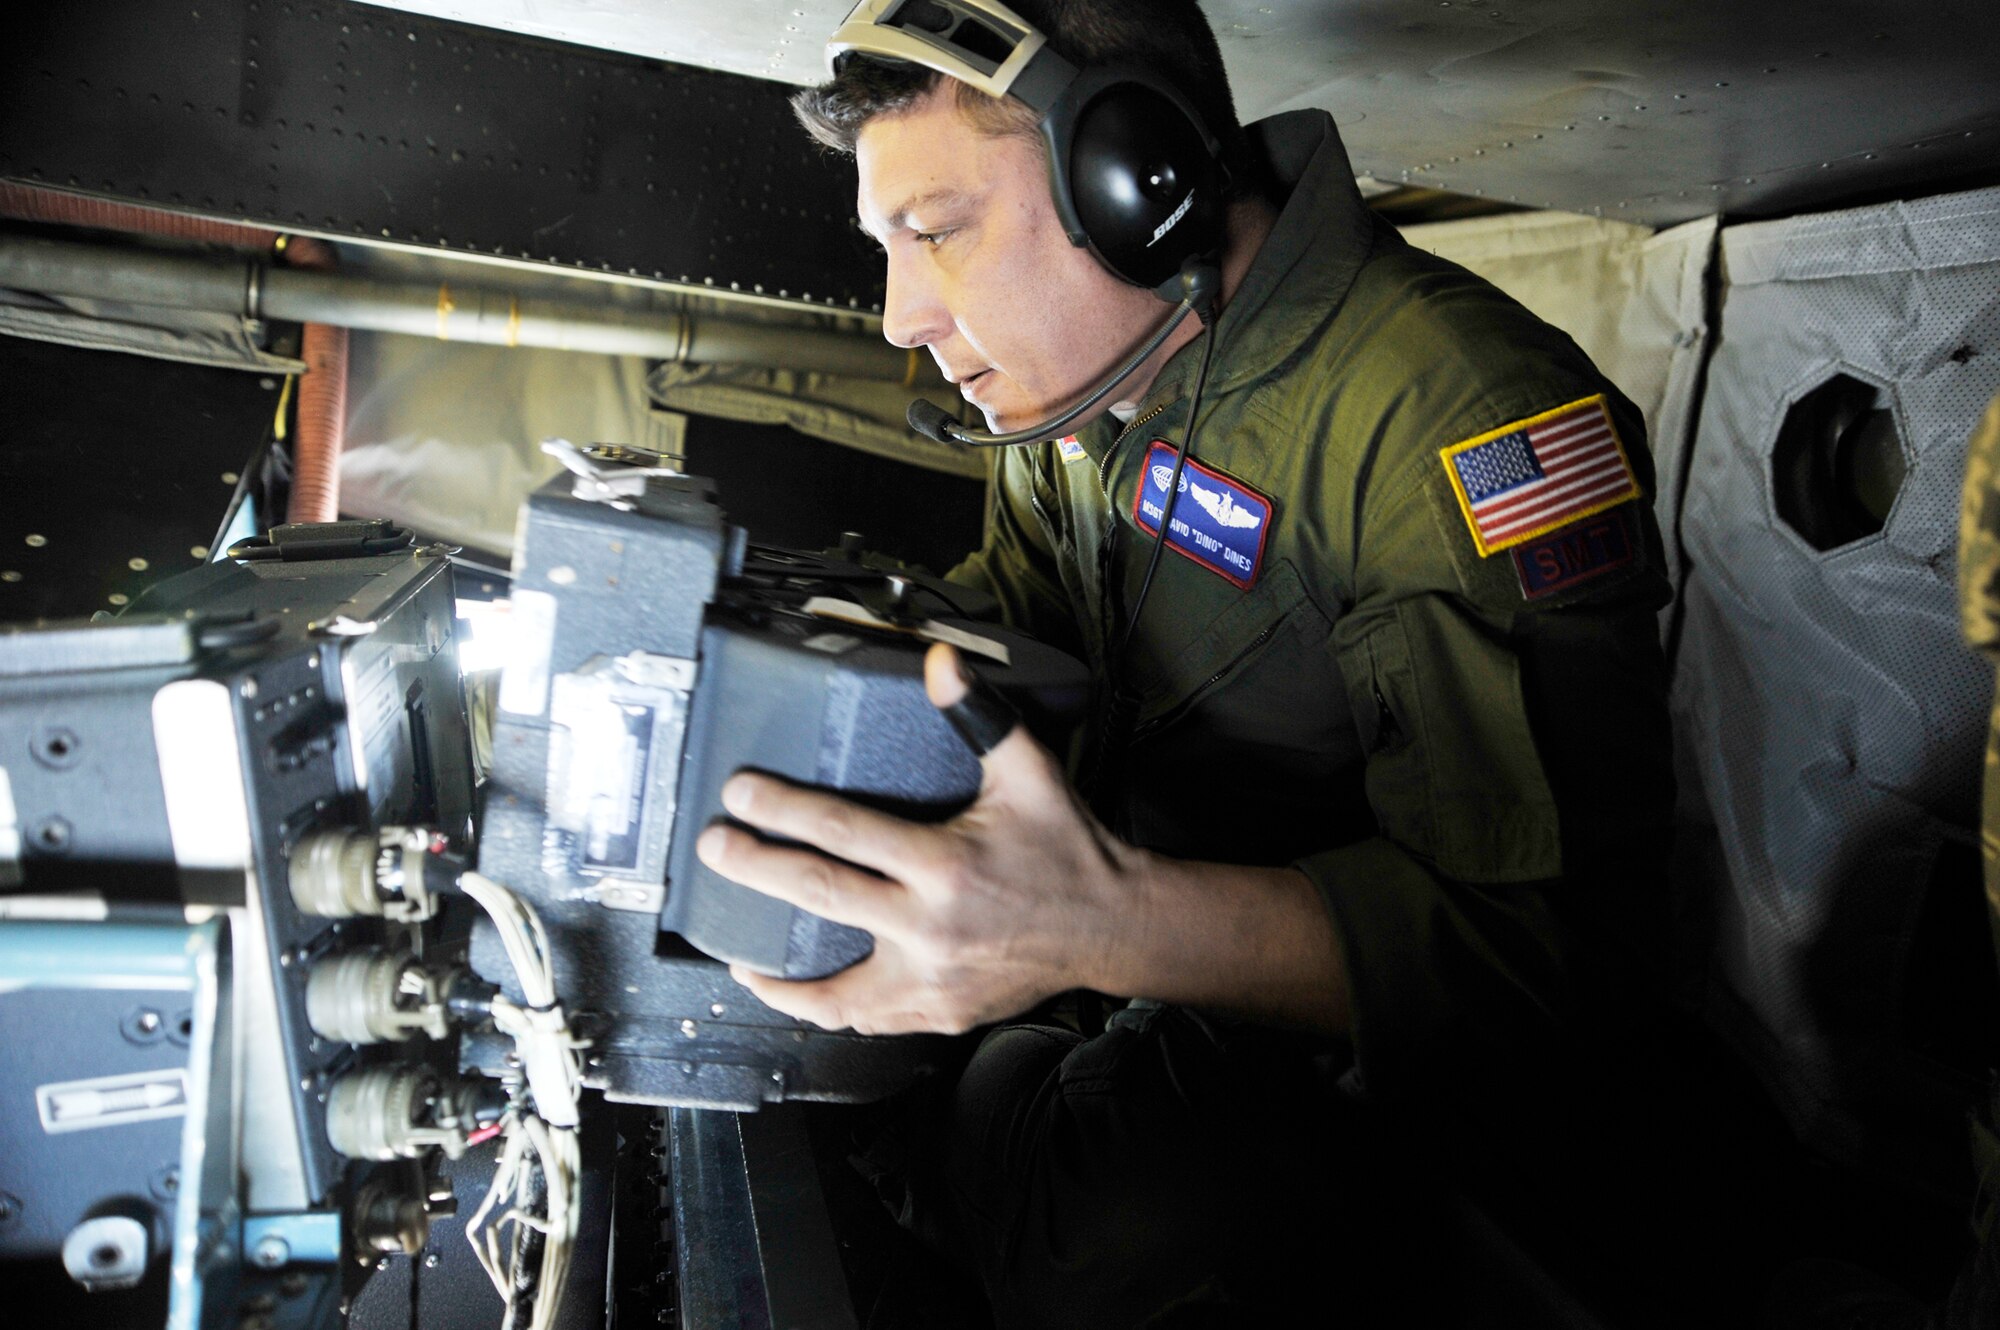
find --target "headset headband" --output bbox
[826,0,1228,297]
[827,0,1078,113]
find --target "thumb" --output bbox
[924,642,1033,774]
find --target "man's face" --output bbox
[855,86,1168,433]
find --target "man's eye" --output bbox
[914,229,952,249]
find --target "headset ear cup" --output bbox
[1066,83,1226,289]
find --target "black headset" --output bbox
[828,0,1230,298]
[829,0,1236,782]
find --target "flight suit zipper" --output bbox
[1098,402,1173,495]
[1127,619,1281,746]
[1095,401,1176,660]
[1080,399,1182,804]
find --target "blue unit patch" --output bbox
[1131,441,1273,589]
[1510,502,1637,599]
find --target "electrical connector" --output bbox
[305,948,459,1044]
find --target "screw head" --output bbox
[32,816,74,855]
[251,1234,291,1269]
[31,727,82,769]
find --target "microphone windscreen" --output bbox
[906,398,957,444]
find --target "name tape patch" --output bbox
[1441,394,1639,557]
[1131,441,1273,589]
[1056,434,1088,463]
[1511,503,1638,600]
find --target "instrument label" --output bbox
[37,1068,189,1134]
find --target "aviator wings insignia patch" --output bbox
[1132,441,1274,589]
[1190,480,1263,530]
[1440,394,1639,556]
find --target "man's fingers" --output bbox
[728,964,843,1029]
[923,640,972,709]
[924,643,1037,775]
[728,960,938,1036]
[717,771,940,879]
[696,823,905,935]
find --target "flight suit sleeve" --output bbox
[947,445,1086,656]
[1956,392,2000,964]
[1295,385,1675,1101]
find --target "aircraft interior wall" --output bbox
[1672,188,2000,1187]
[1413,183,2000,1202]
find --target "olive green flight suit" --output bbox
[1957,390,2000,1288]
[1959,391,2000,967]
[951,110,1676,1100]
[872,109,1681,1326]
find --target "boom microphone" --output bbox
[906,260,1220,449]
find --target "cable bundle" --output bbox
[458,871,585,1330]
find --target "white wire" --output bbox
[456,871,584,1329]
[517,1113,581,1330]
[461,872,557,1008]
[467,1115,530,1299]
[524,908,557,1000]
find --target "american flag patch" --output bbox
[1440,395,1639,557]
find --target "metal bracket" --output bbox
[543,438,681,506]
[166,916,239,1330]
[305,615,380,639]
[242,1211,341,1268]
[613,651,697,692]
[580,880,666,914]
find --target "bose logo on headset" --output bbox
[828,0,1230,299]
[1151,191,1196,248]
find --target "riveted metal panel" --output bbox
[0,338,277,624]
[1212,0,2000,225]
[0,0,884,311]
[360,0,2000,227]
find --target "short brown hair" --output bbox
[791,0,1255,189]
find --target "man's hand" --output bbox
[696,642,1352,1037]
[694,643,1142,1035]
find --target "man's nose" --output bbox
[880,253,948,351]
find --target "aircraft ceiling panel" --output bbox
[349,0,857,87]
[1204,0,2000,223]
[355,0,2000,224]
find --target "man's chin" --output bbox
[977,397,1110,439]
[966,380,1055,435]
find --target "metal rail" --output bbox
[0,234,919,382]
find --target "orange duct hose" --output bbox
[0,183,279,249]
[0,184,348,524]
[278,236,347,524]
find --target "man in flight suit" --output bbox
[693,1,1677,1321]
